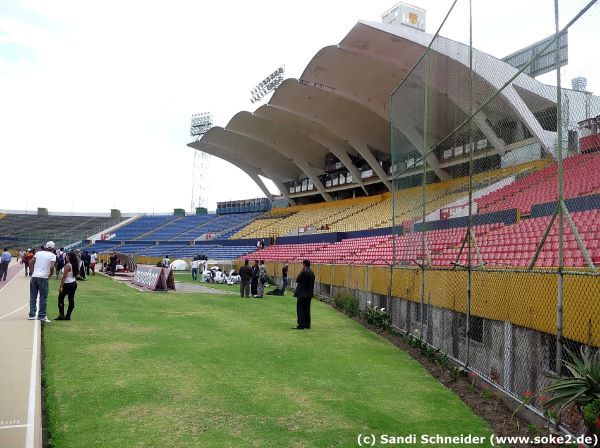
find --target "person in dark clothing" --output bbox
[293,259,315,330]
[250,260,259,296]
[109,253,118,276]
[55,249,65,279]
[281,263,289,293]
[82,251,91,276]
[238,259,252,298]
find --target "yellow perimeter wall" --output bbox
[135,256,593,345]
[253,261,598,347]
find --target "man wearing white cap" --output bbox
[28,241,57,323]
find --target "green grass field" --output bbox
[43,275,491,447]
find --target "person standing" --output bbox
[17,249,24,263]
[250,260,259,296]
[0,248,11,281]
[293,259,315,330]
[255,260,267,298]
[191,258,199,281]
[281,263,289,294]
[28,241,57,323]
[238,259,252,298]
[21,248,33,277]
[90,251,97,275]
[162,255,170,268]
[109,253,117,276]
[75,250,86,281]
[82,250,91,276]
[55,248,65,279]
[56,251,79,321]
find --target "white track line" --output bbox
[0,303,28,321]
[0,424,28,430]
[25,318,39,448]
[0,268,27,321]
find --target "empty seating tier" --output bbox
[477,152,600,215]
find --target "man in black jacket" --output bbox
[238,259,252,298]
[293,259,315,330]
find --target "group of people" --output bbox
[238,260,268,298]
[21,240,315,329]
[102,253,120,275]
[237,258,314,329]
[25,241,84,323]
[190,255,208,281]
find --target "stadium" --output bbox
[2,1,600,447]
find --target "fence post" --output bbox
[554,0,564,374]
[465,0,475,368]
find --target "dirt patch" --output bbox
[173,282,236,295]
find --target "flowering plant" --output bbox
[363,305,392,331]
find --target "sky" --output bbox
[1,0,597,215]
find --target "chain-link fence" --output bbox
[385,0,600,430]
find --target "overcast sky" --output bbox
[0,0,596,215]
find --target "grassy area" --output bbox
[43,274,491,447]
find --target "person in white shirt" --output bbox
[90,251,98,276]
[28,241,57,323]
[56,250,79,320]
[162,255,170,268]
[191,258,199,281]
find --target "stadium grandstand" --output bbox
[175,6,600,436]
[3,4,600,440]
[0,210,124,251]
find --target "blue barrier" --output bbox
[274,226,402,245]
[343,226,397,239]
[531,193,600,217]
[276,232,342,245]
[413,209,519,232]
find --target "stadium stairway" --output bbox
[133,216,184,241]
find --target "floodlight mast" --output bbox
[190,112,213,141]
[189,112,213,213]
[250,65,285,104]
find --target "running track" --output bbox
[0,262,42,448]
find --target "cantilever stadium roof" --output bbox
[189,20,584,202]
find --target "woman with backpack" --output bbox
[55,248,65,279]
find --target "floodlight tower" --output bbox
[190,112,213,213]
[250,66,285,104]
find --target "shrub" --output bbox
[333,292,359,318]
[583,400,600,436]
[543,347,600,418]
[363,306,392,331]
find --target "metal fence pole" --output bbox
[465,0,474,368]
[554,0,564,374]
[420,51,429,341]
